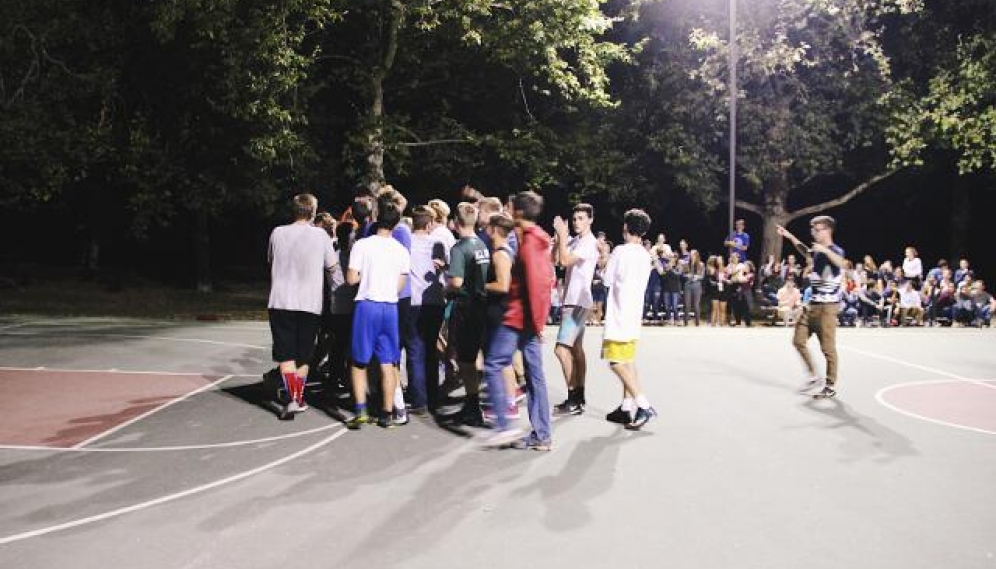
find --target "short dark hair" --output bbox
[352,196,373,223]
[292,193,317,220]
[489,212,515,236]
[378,203,402,231]
[512,191,543,222]
[412,206,434,230]
[623,209,651,237]
[314,212,335,236]
[572,203,594,219]
[377,191,405,218]
[810,215,835,230]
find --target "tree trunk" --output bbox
[759,177,790,263]
[365,0,403,194]
[738,169,898,263]
[949,173,971,260]
[194,210,212,293]
[366,74,386,194]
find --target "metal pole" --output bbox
[728,0,737,241]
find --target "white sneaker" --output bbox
[480,428,524,448]
[798,376,826,395]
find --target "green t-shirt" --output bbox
[448,236,491,300]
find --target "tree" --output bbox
[885,0,996,258]
[685,0,923,261]
[314,0,633,193]
[121,0,339,291]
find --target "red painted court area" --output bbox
[880,380,996,434]
[0,369,218,447]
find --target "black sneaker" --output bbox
[625,406,657,431]
[377,415,395,429]
[461,401,485,427]
[392,407,409,426]
[554,398,584,416]
[605,406,632,424]
[813,386,837,399]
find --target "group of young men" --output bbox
[266,189,662,450]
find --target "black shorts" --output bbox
[269,309,321,365]
[448,300,487,363]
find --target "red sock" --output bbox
[281,372,298,403]
[295,374,306,404]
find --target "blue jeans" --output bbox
[662,291,681,320]
[484,325,550,441]
[407,304,445,410]
[977,305,993,326]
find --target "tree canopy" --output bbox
[1,0,993,286]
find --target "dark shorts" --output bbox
[592,282,607,304]
[448,300,487,363]
[269,309,321,365]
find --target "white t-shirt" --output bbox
[410,233,448,306]
[899,287,922,309]
[430,225,457,254]
[348,235,411,303]
[562,232,599,308]
[267,223,336,314]
[603,243,652,342]
[903,257,923,279]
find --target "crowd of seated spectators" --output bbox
[755,248,994,328]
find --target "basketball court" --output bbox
[0,318,993,568]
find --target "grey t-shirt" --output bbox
[267,222,336,315]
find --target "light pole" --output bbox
[728,0,737,241]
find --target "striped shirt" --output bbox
[809,245,845,304]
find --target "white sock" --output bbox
[621,398,634,412]
[394,384,405,410]
[635,394,651,409]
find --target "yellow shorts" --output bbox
[601,340,637,363]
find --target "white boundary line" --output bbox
[839,344,996,391]
[0,428,348,545]
[71,375,235,449]
[0,366,258,377]
[0,424,340,453]
[0,331,268,350]
[875,379,996,436]
[0,368,341,452]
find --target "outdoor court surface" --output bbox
[0,317,993,569]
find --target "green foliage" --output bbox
[890,34,996,174]
[1,0,992,281]
[688,0,922,204]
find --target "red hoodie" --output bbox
[504,224,553,335]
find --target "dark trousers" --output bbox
[311,312,352,382]
[408,304,445,410]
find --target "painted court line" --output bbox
[72,375,236,449]
[0,366,257,377]
[0,424,341,452]
[839,344,996,391]
[0,428,348,545]
[0,331,268,350]
[875,380,996,437]
[841,344,996,435]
